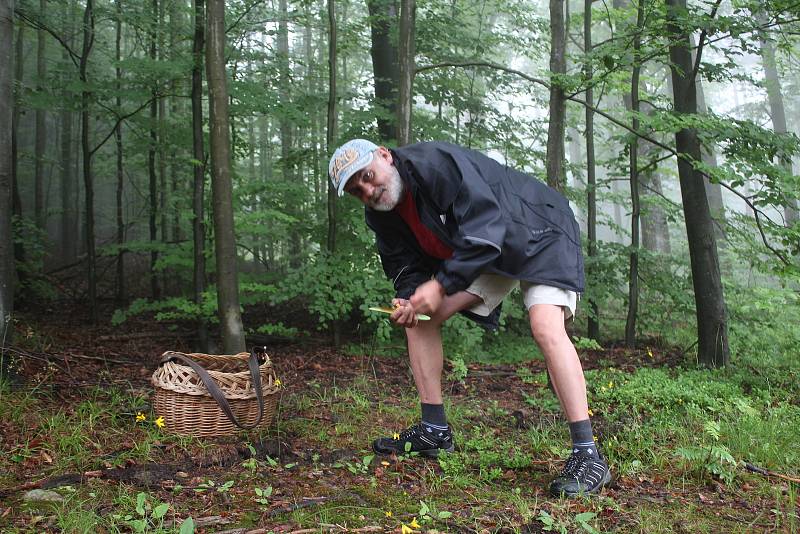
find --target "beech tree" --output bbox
[367,0,399,143]
[397,0,415,146]
[666,0,729,367]
[192,0,208,352]
[1,0,14,372]
[546,0,566,191]
[206,0,245,353]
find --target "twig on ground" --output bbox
[5,345,134,366]
[64,351,137,365]
[744,462,800,484]
[95,331,186,342]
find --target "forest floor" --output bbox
[1,307,799,533]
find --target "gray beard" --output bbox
[368,166,404,211]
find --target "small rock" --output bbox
[24,489,64,503]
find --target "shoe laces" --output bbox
[561,453,590,478]
[397,423,423,441]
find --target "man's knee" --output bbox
[529,306,568,348]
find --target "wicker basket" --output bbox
[151,349,280,437]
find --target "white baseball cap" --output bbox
[328,139,380,196]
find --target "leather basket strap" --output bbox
[159,348,266,430]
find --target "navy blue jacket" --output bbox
[365,142,584,327]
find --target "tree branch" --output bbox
[15,6,80,68]
[690,0,724,84]
[713,179,791,266]
[226,0,269,34]
[90,96,159,156]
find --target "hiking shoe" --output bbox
[549,451,612,497]
[372,423,455,457]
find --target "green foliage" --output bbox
[676,421,739,485]
[253,322,303,338]
[572,336,603,351]
[440,313,485,360]
[588,367,746,417]
[446,356,469,384]
[111,491,171,533]
[275,251,393,334]
[112,296,215,326]
[438,424,533,483]
[11,216,56,300]
[417,499,453,524]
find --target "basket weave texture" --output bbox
[152,351,280,437]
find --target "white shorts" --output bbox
[464,273,578,319]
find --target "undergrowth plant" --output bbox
[676,420,738,484]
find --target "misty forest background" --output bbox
[1,0,800,373]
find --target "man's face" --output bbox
[343,147,404,211]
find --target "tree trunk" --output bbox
[34,0,47,230]
[758,22,798,226]
[639,152,671,253]
[169,0,181,245]
[79,0,97,323]
[546,0,566,191]
[326,0,341,347]
[11,23,26,274]
[638,96,671,254]
[695,79,725,231]
[690,35,726,239]
[114,0,126,304]
[367,0,399,142]
[60,5,76,265]
[206,0,245,354]
[149,0,160,299]
[326,0,337,254]
[397,0,415,146]
[277,0,300,269]
[584,0,599,340]
[157,0,167,281]
[192,0,208,352]
[624,0,644,348]
[666,0,729,367]
[1,0,15,379]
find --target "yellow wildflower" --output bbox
[154,416,165,428]
[393,432,400,440]
[381,461,390,466]
[409,518,421,529]
[385,510,392,517]
[608,381,614,389]
[401,525,413,534]
[587,409,594,417]
[647,348,653,358]
[136,412,146,422]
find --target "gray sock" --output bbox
[421,403,447,427]
[569,418,599,458]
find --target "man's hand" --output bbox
[390,298,418,328]
[409,279,445,315]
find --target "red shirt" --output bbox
[394,190,453,260]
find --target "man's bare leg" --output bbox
[528,303,588,422]
[529,303,611,496]
[405,291,482,404]
[372,291,481,457]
